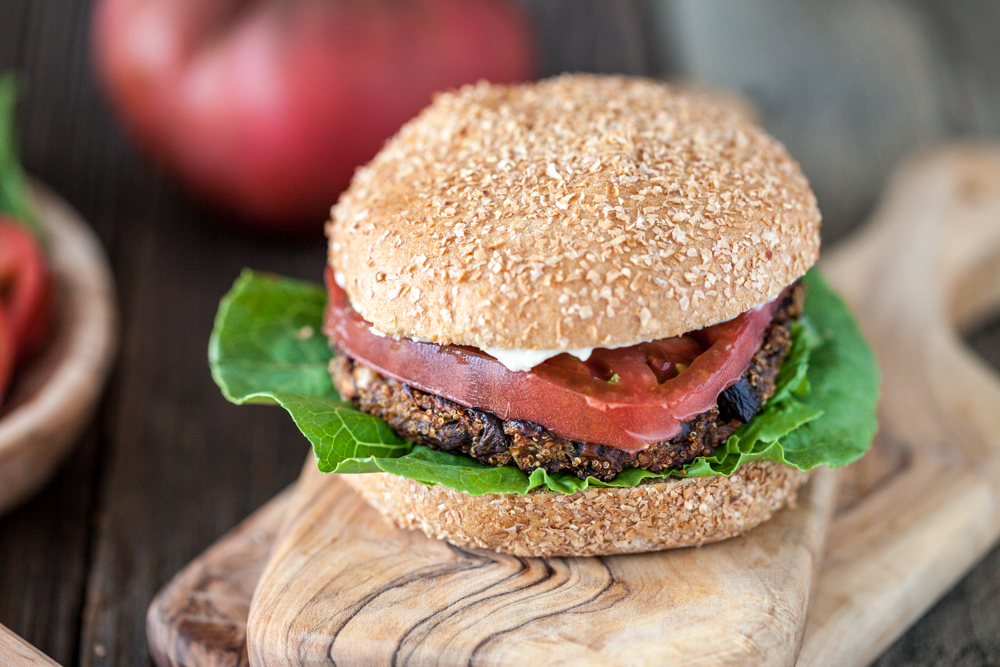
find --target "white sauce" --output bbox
[362,326,598,372]
[484,347,596,373]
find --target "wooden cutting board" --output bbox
[0,624,60,666]
[147,145,1000,667]
[250,465,833,666]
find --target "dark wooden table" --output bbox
[1,2,998,665]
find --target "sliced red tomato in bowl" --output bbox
[0,307,13,399]
[0,219,53,365]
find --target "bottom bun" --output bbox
[341,461,809,557]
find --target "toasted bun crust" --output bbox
[328,74,820,351]
[341,461,808,557]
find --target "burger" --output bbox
[210,74,879,557]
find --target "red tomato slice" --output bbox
[0,307,13,399]
[0,220,53,364]
[324,268,780,452]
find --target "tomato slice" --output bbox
[0,306,13,399]
[324,268,779,452]
[0,219,53,364]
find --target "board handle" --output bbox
[823,144,1000,457]
[801,145,1000,667]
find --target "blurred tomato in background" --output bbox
[91,0,536,235]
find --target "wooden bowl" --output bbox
[0,183,117,515]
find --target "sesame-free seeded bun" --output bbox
[342,462,809,557]
[327,74,820,352]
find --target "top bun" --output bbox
[327,74,820,351]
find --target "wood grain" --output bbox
[0,623,61,667]
[242,465,834,666]
[796,146,1000,666]
[146,488,295,667]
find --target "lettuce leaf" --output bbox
[209,270,338,403]
[0,73,41,236]
[210,268,879,495]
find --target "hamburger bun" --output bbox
[342,462,808,557]
[327,74,820,352]
[325,74,820,556]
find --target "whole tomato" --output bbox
[91,0,536,234]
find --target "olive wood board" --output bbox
[147,145,1000,667]
[0,623,61,666]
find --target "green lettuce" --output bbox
[210,268,879,495]
[0,73,40,236]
